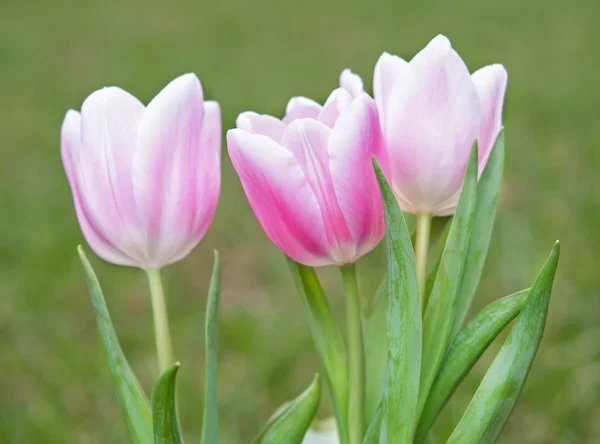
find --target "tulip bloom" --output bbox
[61,73,221,269]
[228,70,385,267]
[374,34,508,216]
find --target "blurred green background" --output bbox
[1,0,599,442]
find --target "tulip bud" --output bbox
[61,73,221,268]
[228,70,385,266]
[374,35,507,216]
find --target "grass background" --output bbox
[1,0,599,442]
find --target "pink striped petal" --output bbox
[281,119,354,262]
[227,129,331,266]
[236,111,286,142]
[283,96,322,124]
[134,73,205,267]
[472,64,508,173]
[328,94,384,257]
[317,88,354,128]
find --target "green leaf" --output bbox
[418,144,479,417]
[373,158,421,444]
[252,374,321,444]
[447,242,560,444]
[364,277,387,427]
[362,404,383,444]
[77,246,153,444]
[423,218,452,313]
[415,288,528,442]
[202,251,220,444]
[287,260,349,444]
[451,130,506,338]
[152,363,184,444]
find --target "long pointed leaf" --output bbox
[415,288,528,441]
[202,251,220,444]
[77,246,153,444]
[252,374,321,444]
[451,130,505,338]
[418,145,478,417]
[373,158,421,444]
[423,218,452,313]
[152,363,184,444]
[447,242,560,443]
[362,404,383,444]
[287,260,349,444]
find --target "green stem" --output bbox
[341,263,365,444]
[145,268,173,373]
[415,212,432,306]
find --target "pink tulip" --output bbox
[228,70,385,267]
[374,35,508,216]
[61,73,221,268]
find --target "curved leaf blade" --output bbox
[415,288,528,441]
[202,251,220,444]
[362,404,383,444]
[418,145,478,417]
[252,374,321,444]
[152,363,184,444]
[373,158,421,444]
[447,242,560,444]
[451,130,505,338]
[77,246,153,444]
[287,260,349,443]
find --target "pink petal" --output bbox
[283,96,322,124]
[227,129,331,266]
[61,110,138,266]
[281,119,354,262]
[317,88,354,128]
[236,111,286,142]
[328,95,384,258]
[168,100,222,265]
[385,35,480,215]
[134,73,205,267]
[79,86,147,262]
[339,69,364,98]
[373,52,408,127]
[472,64,508,173]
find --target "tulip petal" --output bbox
[134,73,205,266]
[236,111,286,142]
[472,64,508,173]
[227,129,331,266]
[328,95,384,257]
[281,119,354,263]
[79,86,147,262]
[283,97,322,124]
[61,110,138,266]
[339,69,364,99]
[385,35,481,214]
[318,88,353,128]
[373,52,408,126]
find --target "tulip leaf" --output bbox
[152,363,184,444]
[202,251,220,444]
[362,404,383,444]
[415,288,528,442]
[287,260,349,444]
[77,246,153,444]
[373,158,421,444]
[451,130,505,338]
[423,218,452,313]
[252,374,321,444]
[418,144,478,418]
[447,242,560,444]
[364,277,387,427]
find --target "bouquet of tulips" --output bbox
[61,35,559,444]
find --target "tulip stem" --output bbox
[341,263,365,444]
[145,268,173,373]
[416,212,432,305]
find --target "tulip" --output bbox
[228,69,385,267]
[374,34,507,216]
[61,73,221,269]
[61,73,221,372]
